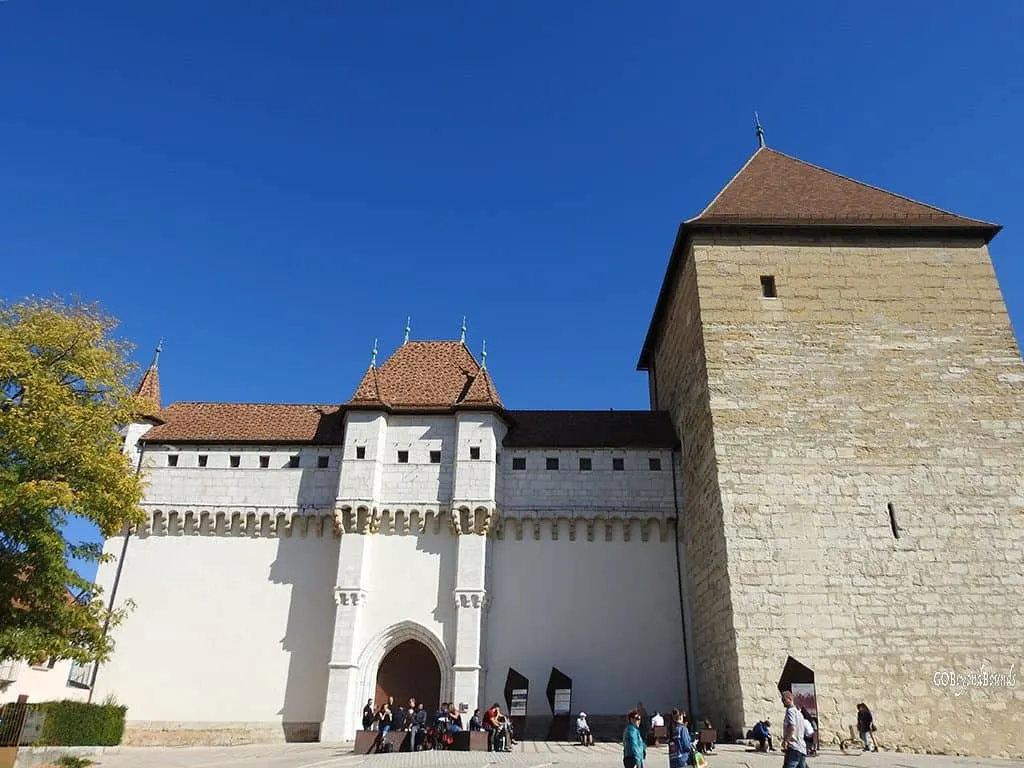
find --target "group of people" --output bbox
[360,697,516,753]
[623,708,707,768]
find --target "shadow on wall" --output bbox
[269,531,340,742]
[415,519,458,654]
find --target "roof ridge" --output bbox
[165,400,339,407]
[759,148,996,226]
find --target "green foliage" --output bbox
[35,700,127,746]
[0,297,147,664]
[54,756,95,768]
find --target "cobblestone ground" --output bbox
[61,741,1024,768]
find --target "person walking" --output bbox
[623,709,647,768]
[856,703,877,752]
[780,691,808,768]
[669,710,694,768]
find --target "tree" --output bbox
[0,297,146,664]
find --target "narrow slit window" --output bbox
[470,446,481,460]
[397,450,409,464]
[230,455,241,468]
[579,457,592,471]
[317,456,329,469]
[259,455,270,468]
[512,457,526,471]
[649,457,662,471]
[430,450,441,464]
[888,502,900,539]
[288,455,300,468]
[613,457,625,471]
[356,446,366,459]
[760,275,777,298]
[167,454,179,467]
[198,454,208,468]
[546,457,559,471]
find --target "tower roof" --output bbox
[345,340,503,412]
[134,361,162,420]
[637,147,1002,370]
[692,147,999,230]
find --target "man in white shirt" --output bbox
[781,691,807,768]
[576,712,593,746]
[651,712,665,728]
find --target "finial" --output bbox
[459,316,467,345]
[403,316,411,345]
[754,110,765,149]
[481,340,487,371]
[370,338,378,368]
[152,338,163,368]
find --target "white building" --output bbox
[91,339,693,744]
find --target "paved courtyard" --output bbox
[41,742,1024,768]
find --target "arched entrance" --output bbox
[375,639,441,710]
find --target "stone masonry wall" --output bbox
[649,246,747,733]
[658,232,1024,757]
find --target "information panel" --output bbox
[553,688,572,715]
[510,688,529,717]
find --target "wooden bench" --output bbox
[353,729,410,754]
[698,728,717,753]
[650,725,667,746]
[450,730,489,751]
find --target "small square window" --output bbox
[167,454,178,467]
[230,455,240,468]
[288,455,300,468]
[397,450,409,464]
[259,455,270,468]
[198,455,208,468]
[649,457,662,471]
[760,275,777,298]
[579,457,592,471]
[470,446,481,460]
[356,446,366,459]
[317,456,329,469]
[546,457,559,471]
[430,450,441,464]
[512,457,526,471]
[613,457,625,471]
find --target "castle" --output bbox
[91,144,1024,756]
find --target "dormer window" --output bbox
[397,450,409,464]
[470,447,481,460]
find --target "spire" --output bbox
[370,338,379,368]
[480,340,487,371]
[403,316,411,345]
[134,340,163,419]
[459,316,467,345]
[754,111,766,149]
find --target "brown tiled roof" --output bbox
[694,147,998,229]
[503,411,678,449]
[141,402,344,444]
[345,341,503,411]
[134,364,162,420]
[638,147,1002,370]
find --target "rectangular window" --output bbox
[760,274,777,298]
[317,456,329,469]
[167,454,178,467]
[512,457,526,471]
[579,457,592,471]
[198,455,208,468]
[470,446,481,460]
[649,457,662,471]
[229,455,240,468]
[356,446,366,459]
[430,450,441,464]
[397,450,409,464]
[288,455,300,468]
[613,457,625,471]
[546,457,559,471]
[67,660,92,689]
[259,455,270,468]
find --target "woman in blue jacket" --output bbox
[669,710,694,768]
[623,709,647,768]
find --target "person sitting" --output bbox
[469,708,483,731]
[447,705,464,734]
[651,711,666,745]
[750,719,773,751]
[576,712,594,746]
[697,718,716,754]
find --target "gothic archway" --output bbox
[375,640,441,711]
[355,621,454,713]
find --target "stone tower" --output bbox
[638,147,1024,756]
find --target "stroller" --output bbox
[423,720,454,751]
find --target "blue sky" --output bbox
[3,1,1021,580]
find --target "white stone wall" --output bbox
[500,448,677,514]
[92,531,338,728]
[484,525,688,717]
[140,445,343,508]
[377,416,457,505]
[0,659,90,704]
